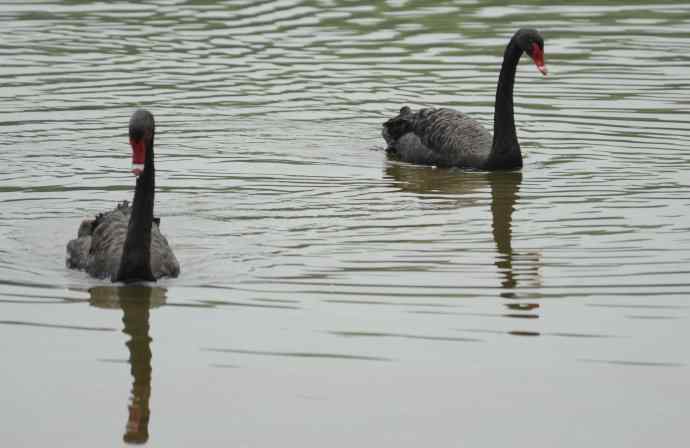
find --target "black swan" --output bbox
[382,28,547,170]
[66,110,180,282]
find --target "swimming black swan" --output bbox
[66,110,180,282]
[382,28,547,170]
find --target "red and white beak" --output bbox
[531,42,548,76]
[130,139,145,176]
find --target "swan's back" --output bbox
[66,201,180,280]
[382,106,492,169]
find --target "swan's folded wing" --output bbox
[411,108,492,167]
[150,225,180,278]
[86,206,130,279]
[384,107,491,167]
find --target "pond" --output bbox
[1,1,689,446]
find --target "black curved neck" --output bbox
[116,139,155,282]
[486,37,523,170]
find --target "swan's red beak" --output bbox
[130,139,145,176]
[531,42,548,76]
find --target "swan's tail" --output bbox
[66,233,91,270]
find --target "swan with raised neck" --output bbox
[382,28,547,171]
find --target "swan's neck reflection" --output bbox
[121,299,152,444]
[490,172,520,290]
[488,171,542,296]
[384,164,541,293]
[89,286,165,445]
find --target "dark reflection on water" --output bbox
[488,171,543,301]
[0,319,115,332]
[329,330,483,343]
[459,328,616,339]
[580,359,686,368]
[385,163,543,324]
[205,347,392,362]
[1,0,690,445]
[490,171,521,290]
[89,286,166,445]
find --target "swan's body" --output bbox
[67,201,179,280]
[383,107,493,168]
[383,29,547,171]
[66,110,180,282]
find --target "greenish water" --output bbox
[1,1,689,446]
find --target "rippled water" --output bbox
[1,1,690,446]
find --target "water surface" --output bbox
[1,1,689,446]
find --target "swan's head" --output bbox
[515,29,547,76]
[129,109,155,177]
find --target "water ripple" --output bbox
[1,2,690,443]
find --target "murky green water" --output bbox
[1,1,689,446]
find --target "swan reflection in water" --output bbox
[89,286,166,445]
[487,171,542,297]
[385,163,542,297]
